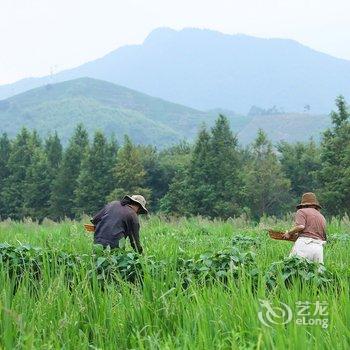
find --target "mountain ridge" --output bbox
[0,77,330,147]
[1,27,349,113]
[0,77,214,146]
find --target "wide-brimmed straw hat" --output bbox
[296,192,321,209]
[124,194,148,214]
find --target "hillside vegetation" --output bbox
[0,77,329,146]
[0,78,213,146]
[1,97,349,222]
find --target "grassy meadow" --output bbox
[0,215,349,349]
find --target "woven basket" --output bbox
[268,230,297,242]
[84,224,95,233]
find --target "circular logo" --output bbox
[258,299,292,327]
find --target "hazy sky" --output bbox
[1,0,350,85]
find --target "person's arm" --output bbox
[282,225,305,240]
[91,206,106,225]
[283,210,306,240]
[128,216,143,254]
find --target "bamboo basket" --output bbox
[84,224,95,233]
[268,230,297,242]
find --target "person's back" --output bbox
[284,193,327,263]
[91,195,148,253]
[296,207,327,241]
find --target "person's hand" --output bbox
[282,231,291,240]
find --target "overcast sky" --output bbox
[1,0,350,85]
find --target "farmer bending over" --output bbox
[91,195,148,253]
[283,192,326,263]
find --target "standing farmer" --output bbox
[91,195,148,253]
[283,193,327,263]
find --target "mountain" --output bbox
[1,28,349,113]
[0,77,330,146]
[0,77,214,146]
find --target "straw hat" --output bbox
[124,194,148,214]
[296,192,321,209]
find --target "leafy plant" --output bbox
[177,247,257,287]
[93,250,143,284]
[0,243,259,289]
[265,255,333,289]
[231,235,260,250]
[327,233,350,244]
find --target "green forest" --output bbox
[0,96,349,222]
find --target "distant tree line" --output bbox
[0,96,349,221]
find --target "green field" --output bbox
[0,216,349,349]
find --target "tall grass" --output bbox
[0,216,349,349]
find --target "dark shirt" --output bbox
[91,201,142,253]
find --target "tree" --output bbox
[207,115,242,218]
[160,116,242,218]
[161,116,242,219]
[105,134,119,194]
[139,145,164,211]
[50,124,89,219]
[157,142,191,193]
[108,135,151,202]
[30,130,42,149]
[74,131,118,216]
[186,127,215,216]
[157,142,192,214]
[278,140,321,200]
[160,128,213,216]
[1,129,36,219]
[159,168,190,216]
[45,132,63,199]
[45,132,63,169]
[318,96,350,216]
[0,133,11,219]
[243,130,291,219]
[23,148,52,221]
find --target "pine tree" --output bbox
[157,142,192,214]
[161,116,242,218]
[30,130,42,149]
[108,135,151,202]
[45,132,63,169]
[0,133,11,219]
[278,140,321,200]
[139,146,163,211]
[23,148,52,221]
[44,132,63,204]
[74,131,117,216]
[159,168,190,216]
[160,116,242,219]
[318,96,350,215]
[207,115,242,218]
[105,134,119,195]
[186,127,215,216]
[1,129,35,219]
[244,130,291,219]
[50,124,88,219]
